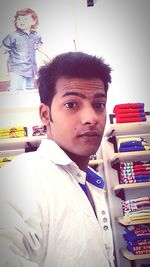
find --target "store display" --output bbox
[102,103,150,266]
[32,125,46,136]
[0,126,27,138]
[113,102,146,123]
[123,224,150,255]
[121,196,150,222]
[119,160,150,184]
[118,136,150,152]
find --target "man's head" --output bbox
[14,8,39,31]
[38,52,112,166]
[38,51,111,107]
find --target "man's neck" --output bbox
[63,150,90,171]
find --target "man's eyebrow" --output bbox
[94,92,107,98]
[62,92,106,99]
[62,92,86,98]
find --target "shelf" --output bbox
[0,149,25,157]
[116,216,150,226]
[120,248,150,261]
[0,135,46,150]
[104,117,150,266]
[88,159,103,166]
[111,150,150,163]
[105,121,150,137]
[114,182,150,191]
[0,106,38,114]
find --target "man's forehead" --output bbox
[55,77,106,98]
[56,77,104,89]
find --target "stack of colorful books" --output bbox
[118,137,150,152]
[119,160,150,184]
[113,103,146,123]
[0,126,27,139]
[123,224,150,255]
[121,196,150,221]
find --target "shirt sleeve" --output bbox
[35,33,43,45]
[2,33,13,49]
[0,157,48,267]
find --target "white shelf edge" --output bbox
[0,135,46,150]
[111,150,150,162]
[89,159,103,166]
[105,121,150,137]
[116,216,150,226]
[114,182,150,191]
[120,248,150,261]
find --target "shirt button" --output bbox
[103,217,108,223]
[103,225,109,231]
[101,210,106,215]
[96,179,101,184]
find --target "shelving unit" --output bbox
[102,120,150,267]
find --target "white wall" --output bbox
[0,0,150,113]
[72,0,150,113]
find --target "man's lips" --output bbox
[78,131,100,137]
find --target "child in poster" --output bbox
[0,8,43,91]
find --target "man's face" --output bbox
[41,77,107,158]
[16,14,35,31]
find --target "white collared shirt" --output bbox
[0,139,114,267]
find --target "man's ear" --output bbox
[39,103,50,126]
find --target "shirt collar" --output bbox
[38,139,73,165]
[86,166,104,189]
[38,139,86,184]
[16,28,36,35]
[38,139,104,187]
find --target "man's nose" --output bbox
[81,106,99,125]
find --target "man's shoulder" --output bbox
[0,151,42,175]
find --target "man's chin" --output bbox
[76,147,99,157]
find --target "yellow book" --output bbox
[0,129,27,139]
[0,126,25,134]
[118,136,144,143]
[129,215,150,221]
[0,156,14,163]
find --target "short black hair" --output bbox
[37,51,112,106]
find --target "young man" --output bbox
[0,8,43,90]
[0,52,115,267]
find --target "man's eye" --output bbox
[94,102,106,109]
[64,102,77,109]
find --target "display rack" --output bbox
[102,118,150,267]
